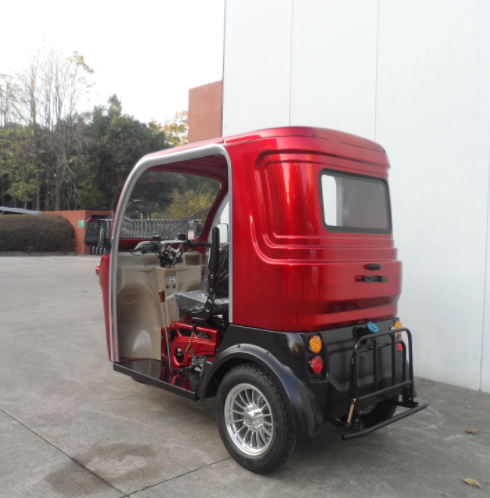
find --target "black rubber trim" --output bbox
[114,360,197,401]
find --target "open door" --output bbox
[106,146,232,398]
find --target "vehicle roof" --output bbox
[145,126,385,160]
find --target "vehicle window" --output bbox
[320,170,390,234]
[121,171,221,239]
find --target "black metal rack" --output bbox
[342,327,429,440]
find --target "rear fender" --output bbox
[200,343,322,438]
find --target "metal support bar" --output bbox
[356,380,411,404]
[159,289,172,372]
[342,400,430,441]
[348,328,416,422]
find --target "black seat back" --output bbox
[201,227,229,298]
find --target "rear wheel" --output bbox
[216,363,296,474]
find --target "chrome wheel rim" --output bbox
[224,383,274,456]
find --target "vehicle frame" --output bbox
[90,126,429,473]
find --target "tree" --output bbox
[1,49,94,210]
[0,75,18,127]
[0,126,39,207]
[78,95,170,211]
[162,110,188,147]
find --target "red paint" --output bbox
[166,322,220,369]
[220,128,400,332]
[98,253,111,360]
[102,126,402,360]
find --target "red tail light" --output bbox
[310,355,324,374]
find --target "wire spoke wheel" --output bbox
[224,383,274,456]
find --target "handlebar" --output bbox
[135,239,211,255]
[139,242,160,254]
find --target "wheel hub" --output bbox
[243,405,264,430]
[224,383,274,456]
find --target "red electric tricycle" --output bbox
[89,126,428,473]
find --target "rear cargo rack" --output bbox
[342,327,429,440]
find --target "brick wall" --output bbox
[44,210,111,255]
[188,81,223,143]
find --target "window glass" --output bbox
[121,170,221,239]
[320,171,390,233]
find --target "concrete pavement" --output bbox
[0,256,489,497]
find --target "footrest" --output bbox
[341,400,430,441]
[114,359,200,401]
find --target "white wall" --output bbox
[223,0,490,392]
[290,0,378,140]
[222,0,292,135]
[376,0,490,391]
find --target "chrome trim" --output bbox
[224,383,274,456]
[108,145,232,362]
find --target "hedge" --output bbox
[0,214,75,253]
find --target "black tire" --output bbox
[359,398,397,428]
[216,362,296,474]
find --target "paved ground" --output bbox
[0,256,489,498]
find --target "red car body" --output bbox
[91,126,426,473]
[99,126,400,349]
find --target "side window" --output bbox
[121,170,221,239]
[320,170,391,234]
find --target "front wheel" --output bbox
[216,363,296,474]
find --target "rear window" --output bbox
[320,170,391,234]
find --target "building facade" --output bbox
[188,81,223,143]
[222,0,490,393]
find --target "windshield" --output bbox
[121,170,221,239]
[320,170,391,234]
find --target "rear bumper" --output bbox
[336,326,429,440]
[342,399,430,440]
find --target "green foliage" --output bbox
[162,110,188,147]
[0,126,40,203]
[161,180,220,220]
[78,95,170,210]
[1,49,196,213]
[123,170,221,221]
[0,214,75,252]
[0,48,95,210]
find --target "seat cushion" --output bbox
[173,290,229,316]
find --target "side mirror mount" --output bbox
[217,223,229,244]
[187,218,204,240]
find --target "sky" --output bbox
[1,0,225,124]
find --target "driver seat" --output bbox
[173,234,229,318]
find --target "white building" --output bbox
[222,0,490,393]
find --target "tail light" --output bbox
[309,355,324,374]
[393,319,403,352]
[308,334,323,354]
